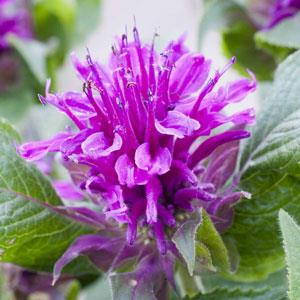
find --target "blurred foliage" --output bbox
[0,0,101,124]
[198,0,300,81]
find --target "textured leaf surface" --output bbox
[279,210,300,300]
[0,119,92,272]
[172,218,199,275]
[197,209,230,273]
[226,50,300,281]
[173,209,230,277]
[186,270,287,299]
[189,287,286,300]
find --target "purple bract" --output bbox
[18,28,256,297]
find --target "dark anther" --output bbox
[122,34,128,47]
[83,80,104,95]
[111,45,117,56]
[126,81,136,88]
[168,103,176,111]
[148,89,154,102]
[160,52,168,59]
[82,80,93,94]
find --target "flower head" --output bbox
[250,0,300,29]
[19,28,256,295]
[0,0,32,50]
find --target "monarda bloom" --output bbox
[0,0,32,50]
[250,0,300,29]
[0,0,32,90]
[19,28,256,298]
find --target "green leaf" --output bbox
[75,0,102,42]
[279,210,300,300]
[0,265,14,300]
[189,286,287,300]
[222,20,276,81]
[172,218,200,275]
[9,36,51,86]
[66,280,81,300]
[172,209,230,277]
[197,209,230,273]
[186,269,287,299]
[198,269,287,295]
[32,0,101,67]
[226,50,300,281]
[255,13,300,57]
[32,0,76,64]
[0,119,93,272]
[81,276,111,300]
[198,0,244,48]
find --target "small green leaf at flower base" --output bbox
[0,119,94,273]
[172,209,230,277]
[195,242,216,274]
[279,209,300,300]
[172,218,200,276]
[196,209,230,273]
[225,50,300,281]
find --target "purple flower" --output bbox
[0,0,32,91]
[251,0,300,29]
[0,0,32,50]
[19,28,255,297]
[1,263,72,299]
[269,0,300,28]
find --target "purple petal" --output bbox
[174,187,216,205]
[203,139,240,189]
[189,130,250,169]
[82,132,122,159]
[115,154,136,187]
[135,143,172,175]
[145,176,162,224]
[155,111,200,138]
[53,235,123,285]
[170,53,211,100]
[152,221,166,254]
[18,132,72,161]
[53,180,84,201]
[203,70,256,112]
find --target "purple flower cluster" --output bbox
[0,0,32,50]
[19,28,255,295]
